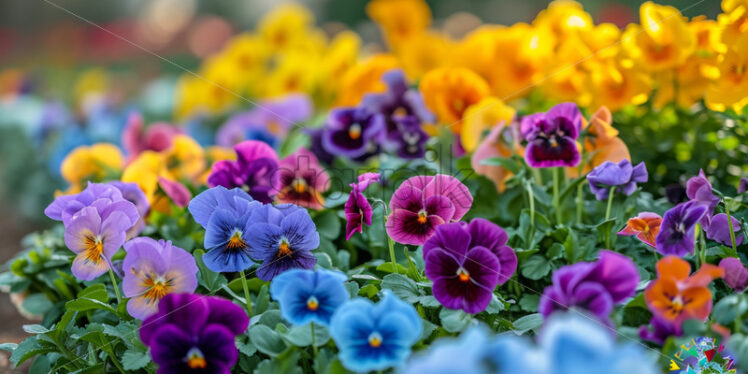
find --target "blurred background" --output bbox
[0,0,723,371]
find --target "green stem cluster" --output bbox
[239,270,253,317]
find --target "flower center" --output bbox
[306,296,319,311]
[83,236,105,264]
[349,123,362,140]
[393,107,408,117]
[368,332,382,348]
[549,134,558,147]
[417,210,428,224]
[457,268,470,282]
[628,218,649,233]
[293,178,308,194]
[227,230,247,250]
[241,184,251,193]
[185,347,207,369]
[142,274,172,304]
[277,238,292,257]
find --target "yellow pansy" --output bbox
[587,56,652,112]
[335,54,399,107]
[222,33,270,95]
[705,32,748,114]
[60,143,124,195]
[397,31,454,80]
[73,69,109,109]
[366,0,431,48]
[718,0,748,46]
[533,0,593,41]
[317,31,362,105]
[460,97,516,153]
[122,151,163,203]
[541,34,594,106]
[258,3,315,52]
[199,55,243,114]
[174,75,207,120]
[488,23,554,100]
[162,135,206,182]
[263,51,320,98]
[419,67,490,133]
[579,23,621,60]
[622,2,695,71]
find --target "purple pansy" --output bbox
[539,250,638,322]
[654,201,708,257]
[686,169,720,213]
[45,182,139,227]
[63,207,131,280]
[345,173,381,240]
[361,69,434,159]
[520,102,582,168]
[719,257,748,292]
[245,204,319,281]
[140,293,249,374]
[108,181,150,239]
[386,175,473,246]
[207,140,280,204]
[704,213,744,246]
[587,159,648,201]
[122,238,199,320]
[423,219,517,314]
[321,107,385,159]
[739,177,748,194]
[639,316,680,345]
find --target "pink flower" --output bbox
[122,112,183,163]
[274,148,330,210]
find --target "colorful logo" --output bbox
[669,337,736,374]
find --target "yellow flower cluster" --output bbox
[175,3,361,118]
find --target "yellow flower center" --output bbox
[227,231,247,250]
[185,347,207,369]
[278,239,292,257]
[629,218,649,233]
[368,332,382,348]
[457,268,470,282]
[83,236,105,264]
[349,124,362,140]
[142,275,172,304]
[293,178,308,194]
[417,210,428,224]
[307,296,319,311]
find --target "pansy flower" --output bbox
[639,315,680,345]
[423,219,517,314]
[188,186,260,273]
[719,257,748,292]
[520,102,582,168]
[739,177,748,194]
[572,106,631,175]
[108,181,150,239]
[587,159,648,201]
[122,238,198,319]
[654,201,708,256]
[644,256,722,329]
[274,148,330,210]
[59,143,124,194]
[686,169,720,213]
[122,112,183,163]
[330,292,422,372]
[45,182,139,227]
[246,204,319,281]
[703,213,744,246]
[140,293,249,374]
[386,174,473,245]
[322,107,385,159]
[345,172,381,240]
[418,67,490,132]
[207,140,280,204]
[618,212,662,248]
[270,269,349,326]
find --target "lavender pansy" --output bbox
[45,182,139,227]
[322,107,385,159]
[207,140,280,204]
[108,181,149,239]
[587,159,648,201]
[63,206,130,280]
[216,94,312,147]
[122,238,198,319]
[686,169,719,212]
[654,201,708,257]
[704,213,744,246]
[520,102,582,168]
[719,257,748,292]
[739,177,748,194]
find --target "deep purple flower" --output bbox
[520,102,582,168]
[686,169,719,212]
[664,184,687,205]
[345,173,381,240]
[739,178,748,194]
[140,293,249,374]
[122,238,199,319]
[306,127,335,165]
[639,316,680,345]
[386,175,473,245]
[108,181,149,239]
[704,213,744,246]
[64,207,131,280]
[207,140,280,204]
[321,107,385,159]
[423,219,517,314]
[216,94,312,147]
[361,69,434,159]
[587,159,648,201]
[655,201,708,256]
[719,257,748,292]
[539,250,638,321]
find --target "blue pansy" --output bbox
[270,269,349,326]
[188,186,260,273]
[330,291,422,373]
[246,204,319,281]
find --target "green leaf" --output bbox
[194,249,228,294]
[376,262,409,274]
[439,308,473,333]
[485,294,504,314]
[314,210,341,241]
[277,323,330,347]
[66,298,117,314]
[0,343,17,352]
[78,284,108,302]
[21,294,53,315]
[512,313,543,335]
[22,324,49,334]
[314,252,334,270]
[520,255,551,280]
[236,337,257,357]
[249,325,287,357]
[358,284,379,298]
[418,295,441,308]
[727,333,748,372]
[519,294,540,312]
[255,284,270,315]
[712,294,748,325]
[380,273,421,303]
[122,348,151,371]
[479,157,521,174]
[344,281,360,299]
[10,336,53,366]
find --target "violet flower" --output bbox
[386,175,473,246]
[587,159,648,201]
[63,207,131,280]
[520,102,582,168]
[423,219,517,314]
[122,238,198,319]
[719,257,748,292]
[639,316,680,345]
[140,293,249,374]
[739,177,748,194]
[108,181,150,239]
[207,140,280,204]
[686,169,719,212]
[539,250,638,322]
[704,213,744,246]
[321,107,385,159]
[45,182,139,227]
[344,173,381,240]
[654,201,708,257]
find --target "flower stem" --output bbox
[725,199,738,253]
[604,187,615,222]
[108,268,122,304]
[239,270,253,318]
[552,168,562,224]
[699,224,707,268]
[382,205,399,273]
[525,182,535,238]
[310,322,318,357]
[576,182,584,224]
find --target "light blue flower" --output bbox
[330,291,422,373]
[270,269,349,326]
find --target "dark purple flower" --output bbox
[539,250,638,321]
[306,128,335,165]
[423,219,517,314]
[704,213,744,246]
[391,116,430,159]
[520,102,581,168]
[719,257,748,292]
[655,201,709,257]
[639,316,680,345]
[344,173,381,240]
[322,107,385,159]
[207,140,279,204]
[587,159,648,201]
[739,178,748,194]
[140,293,249,374]
[664,184,687,205]
[108,181,150,239]
[686,169,719,212]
